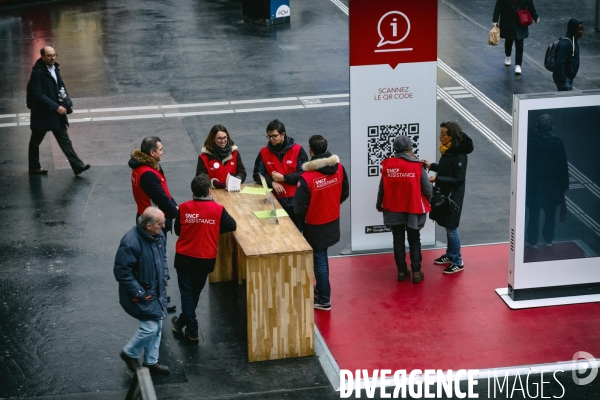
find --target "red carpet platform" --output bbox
[315,244,600,372]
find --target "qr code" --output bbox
[367,124,419,177]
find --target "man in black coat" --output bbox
[553,18,584,91]
[27,46,90,175]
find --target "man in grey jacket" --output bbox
[114,206,171,374]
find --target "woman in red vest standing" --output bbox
[376,136,432,284]
[195,124,247,188]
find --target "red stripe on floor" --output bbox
[315,244,600,372]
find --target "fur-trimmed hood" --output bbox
[302,153,340,175]
[128,149,160,171]
[201,145,238,163]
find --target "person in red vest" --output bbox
[376,135,432,284]
[195,124,247,188]
[129,136,178,237]
[171,174,236,340]
[252,119,308,229]
[293,135,349,311]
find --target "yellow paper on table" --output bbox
[253,209,289,219]
[240,187,273,195]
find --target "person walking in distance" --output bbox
[492,0,539,75]
[376,136,432,284]
[114,207,171,375]
[27,46,90,175]
[553,19,584,91]
[171,174,236,341]
[293,135,349,311]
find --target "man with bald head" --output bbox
[114,206,171,374]
[27,45,90,175]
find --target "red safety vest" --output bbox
[131,165,173,215]
[175,200,223,259]
[199,150,238,183]
[381,157,431,214]
[259,145,301,198]
[302,164,344,225]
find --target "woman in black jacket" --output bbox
[493,0,539,75]
[423,122,474,274]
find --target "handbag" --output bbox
[429,187,460,222]
[513,0,533,27]
[488,23,500,46]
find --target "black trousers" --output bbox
[505,38,524,66]
[28,127,84,171]
[174,253,216,335]
[526,205,558,245]
[391,224,422,273]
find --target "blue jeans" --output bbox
[123,319,163,365]
[313,248,330,304]
[445,227,463,266]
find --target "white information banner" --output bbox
[349,0,438,252]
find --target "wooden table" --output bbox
[209,185,314,362]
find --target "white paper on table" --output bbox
[226,174,241,192]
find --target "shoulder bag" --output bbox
[513,0,533,27]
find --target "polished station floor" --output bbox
[1,0,600,399]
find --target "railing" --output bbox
[125,367,157,400]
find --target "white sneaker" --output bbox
[505,57,511,66]
[515,65,522,75]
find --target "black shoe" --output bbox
[443,264,464,274]
[434,255,452,265]
[185,328,199,341]
[143,362,171,374]
[172,316,184,334]
[29,168,48,175]
[120,350,141,372]
[74,164,90,176]
[314,298,331,311]
[167,305,177,313]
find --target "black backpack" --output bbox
[544,37,570,72]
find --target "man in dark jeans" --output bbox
[27,46,90,175]
[293,135,349,311]
[172,174,236,340]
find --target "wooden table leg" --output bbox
[245,251,314,362]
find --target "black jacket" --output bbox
[293,152,349,250]
[28,58,69,131]
[525,133,568,208]
[493,0,538,40]
[429,133,474,229]
[128,149,178,232]
[252,136,309,191]
[552,18,582,89]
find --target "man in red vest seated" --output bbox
[252,119,308,230]
[171,174,236,340]
[129,136,178,239]
[293,135,349,311]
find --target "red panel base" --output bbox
[315,244,600,372]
